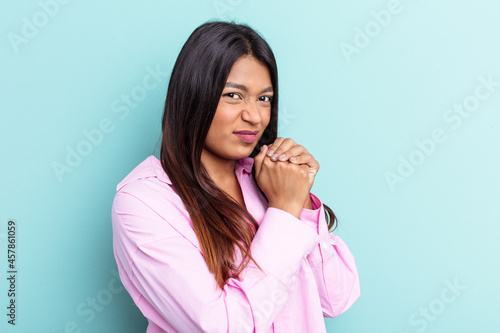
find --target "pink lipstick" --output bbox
[233,130,258,143]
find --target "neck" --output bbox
[200,149,238,187]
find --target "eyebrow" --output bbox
[225,82,273,94]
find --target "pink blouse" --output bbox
[111,155,360,332]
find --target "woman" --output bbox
[112,21,360,332]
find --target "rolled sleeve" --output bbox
[250,207,320,287]
[298,192,323,232]
[296,193,361,317]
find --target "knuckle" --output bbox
[299,165,308,176]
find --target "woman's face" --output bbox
[202,55,273,164]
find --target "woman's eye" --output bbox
[224,93,240,99]
[259,96,273,103]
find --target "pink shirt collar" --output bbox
[117,155,254,191]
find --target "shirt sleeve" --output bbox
[112,187,321,333]
[298,193,361,317]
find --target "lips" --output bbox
[233,130,259,135]
[233,130,259,143]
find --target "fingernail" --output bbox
[267,149,274,157]
[278,154,286,160]
[271,153,278,161]
[290,157,297,162]
[260,145,265,152]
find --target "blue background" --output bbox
[1,0,499,332]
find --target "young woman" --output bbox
[112,21,360,333]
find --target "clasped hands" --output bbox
[254,137,319,218]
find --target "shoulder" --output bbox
[117,155,254,191]
[116,155,171,191]
[115,155,178,197]
[112,155,184,219]
[112,156,199,247]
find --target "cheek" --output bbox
[212,105,235,127]
[263,109,272,127]
[205,111,231,144]
[205,127,216,145]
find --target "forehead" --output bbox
[225,56,272,88]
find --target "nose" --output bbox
[241,100,262,124]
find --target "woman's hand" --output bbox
[264,137,320,190]
[254,145,311,218]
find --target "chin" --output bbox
[226,146,256,160]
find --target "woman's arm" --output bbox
[112,186,320,333]
[299,193,360,317]
[262,138,360,316]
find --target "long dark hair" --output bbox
[160,21,337,289]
